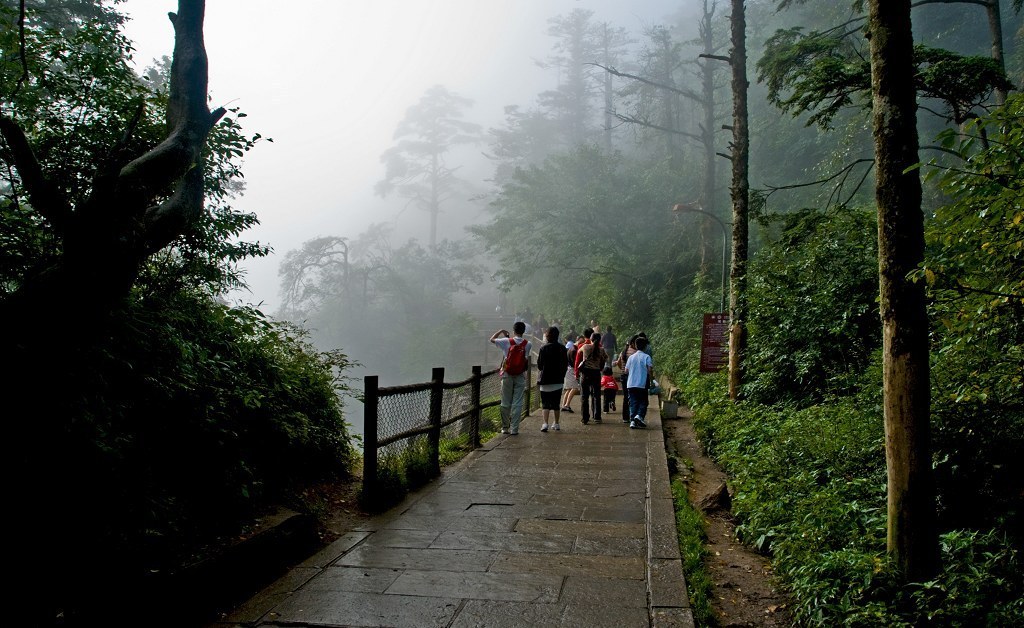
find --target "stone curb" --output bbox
[184,508,320,619]
[646,403,696,628]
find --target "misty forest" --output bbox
[2,0,1022,625]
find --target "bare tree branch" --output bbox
[699,53,732,64]
[837,159,875,208]
[951,280,1022,300]
[588,62,703,103]
[0,116,73,231]
[920,144,966,158]
[913,0,989,8]
[611,112,703,141]
[763,158,875,194]
[758,158,875,211]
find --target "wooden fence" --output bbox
[362,365,536,499]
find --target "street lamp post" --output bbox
[673,202,728,313]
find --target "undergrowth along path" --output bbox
[664,409,792,627]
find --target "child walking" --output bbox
[600,366,618,413]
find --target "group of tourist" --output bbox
[490,320,654,435]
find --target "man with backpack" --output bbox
[490,321,533,435]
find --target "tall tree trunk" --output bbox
[987,0,1007,105]
[429,152,439,248]
[2,1,222,621]
[727,0,749,401]
[867,0,939,581]
[602,23,614,153]
[1,0,223,338]
[700,0,719,282]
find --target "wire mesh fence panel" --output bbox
[440,385,473,460]
[365,367,515,504]
[528,376,540,414]
[480,370,502,433]
[377,388,431,458]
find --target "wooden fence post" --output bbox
[470,365,482,448]
[429,367,444,477]
[363,375,379,500]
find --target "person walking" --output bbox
[602,325,617,366]
[579,332,607,424]
[624,336,653,429]
[600,366,619,413]
[561,331,585,412]
[536,326,569,432]
[615,334,638,423]
[490,321,532,435]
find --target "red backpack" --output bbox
[503,338,529,376]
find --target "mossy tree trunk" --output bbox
[867,0,939,581]
[727,0,749,401]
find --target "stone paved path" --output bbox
[213,407,692,628]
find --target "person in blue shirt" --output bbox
[624,336,653,429]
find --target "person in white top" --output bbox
[624,336,653,429]
[490,321,532,435]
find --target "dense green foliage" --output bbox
[922,97,1024,536]
[0,3,356,602]
[744,207,880,403]
[470,3,1024,624]
[679,374,1022,626]
[61,292,354,567]
[759,30,1011,128]
[670,478,714,626]
[651,96,1024,624]
[473,144,702,334]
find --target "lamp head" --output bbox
[672,201,702,212]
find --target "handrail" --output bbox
[362,364,535,503]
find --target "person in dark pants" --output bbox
[579,332,607,424]
[536,326,569,432]
[625,336,653,429]
[616,334,639,423]
[602,325,617,365]
[600,366,618,413]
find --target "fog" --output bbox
[116,0,703,439]
[121,0,685,312]
[112,1,1018,442]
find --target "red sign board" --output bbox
[699,313,729,373]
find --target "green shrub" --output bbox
[910,530,1023,626]
[671,479,714,626]
[681,373,1023,626]
[744,207,880,404]
[50,291,355,570]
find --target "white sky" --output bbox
[120,0,679,311]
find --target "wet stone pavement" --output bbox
[212,408,693,628]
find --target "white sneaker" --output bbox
[553,424,560,431]
[629,420,637,429]
[633,416,646,428]
[541,423,549,432]
[500,428,508,434]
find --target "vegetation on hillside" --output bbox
[0,3,356,619]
